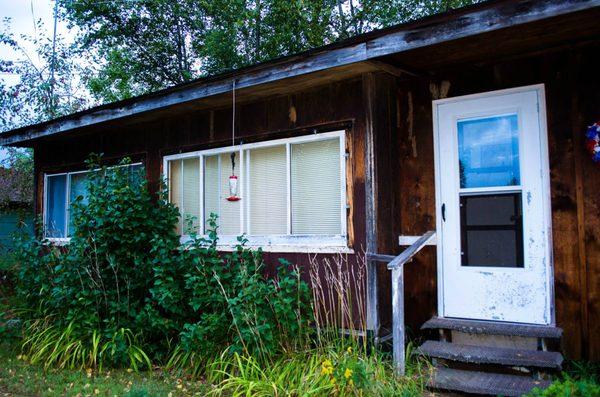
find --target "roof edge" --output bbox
[2,0,598,146]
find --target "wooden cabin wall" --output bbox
[32,78,373,331]
[386,45,599,360]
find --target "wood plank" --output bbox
[429,367,551,396]
[391,265,405,374]
[419,340,563,369]
[363,73,379,336]
[422,317,563,339]
[387,231,435,270]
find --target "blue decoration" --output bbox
[585,121,600,164]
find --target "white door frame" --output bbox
[432,84,555,325]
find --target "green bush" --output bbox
[9,156,312,370]
[527,377,600,397]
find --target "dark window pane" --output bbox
[460,193,523,267]
[46,175,67,238]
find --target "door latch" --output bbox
[442,203,446,222]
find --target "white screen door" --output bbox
[433,85,553,325]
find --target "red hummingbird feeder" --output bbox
[226,152,241,202]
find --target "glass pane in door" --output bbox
[458,114,520,188]
[460,193,523,267]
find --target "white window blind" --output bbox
[169,160,183,235]
[204,155,220,231]
[218,152,242,235]
[182,158,200,233]
[164,131,346,247]
[247,145,287,235]
[291,138,341,235]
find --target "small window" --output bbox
[44,163,143,239]
[164,131,347,248]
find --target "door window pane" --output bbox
[291,138,341,235]
[460,193,523,267]
[46,175,67,238]
[458,115,520,188]
[248,145,287,235]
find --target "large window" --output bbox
[164,131,347,249]
[44,163,143,239]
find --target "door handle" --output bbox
[442,203,446,222]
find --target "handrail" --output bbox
[366,230,436,376]
[387,231,436,270]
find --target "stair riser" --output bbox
[433,358,556,379]
[451,331,537,350]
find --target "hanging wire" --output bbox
[232,79,236,147]
[231,79,236,175]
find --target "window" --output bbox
[164,131,347,249]
[44,163,143,239]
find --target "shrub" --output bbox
[527,377,600,397]
[9,156,312,370]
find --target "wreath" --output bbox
[586,122,600,164]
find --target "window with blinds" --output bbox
[164,131,346,246]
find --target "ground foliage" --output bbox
[9,156,312,370]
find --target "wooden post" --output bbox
[392,265,405,375]
[363,72,379,338]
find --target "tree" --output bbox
[0,18,89,132]
[60,0,478,103]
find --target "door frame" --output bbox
[432,84,555,325]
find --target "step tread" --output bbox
[422,317,563,338]
[420,340,563,369]
[429,367,552,396]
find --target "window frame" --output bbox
[43,162,143,242]
[163,130,350,252]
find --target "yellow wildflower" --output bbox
[347,346,352,354]
[344,368,353,379]
[126,368,133,373]
[321,359,334,375]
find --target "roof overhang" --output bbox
[2,0,599,147]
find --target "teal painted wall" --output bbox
[0,209,33,253]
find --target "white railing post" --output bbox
[391,265,405,375]
[367,231,436,377]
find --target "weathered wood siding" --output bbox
[380,45,599,360]
[33,78,374,330]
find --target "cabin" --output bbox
[1,0,599,395]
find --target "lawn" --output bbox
[0,342,210,397]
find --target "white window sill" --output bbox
[46,236,355,254]
[180,235,354,254]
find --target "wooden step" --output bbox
[429,367,552,396]
[420,340,563,369]
[422,317,563,339]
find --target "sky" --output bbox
[0,0,73,163]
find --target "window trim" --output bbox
[43,162,143,242]
[163,130,350,252]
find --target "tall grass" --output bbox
[20,318,151,371]
[194,253,430,396]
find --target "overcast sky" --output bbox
[1,0,73,85]
[1,0,73,162]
